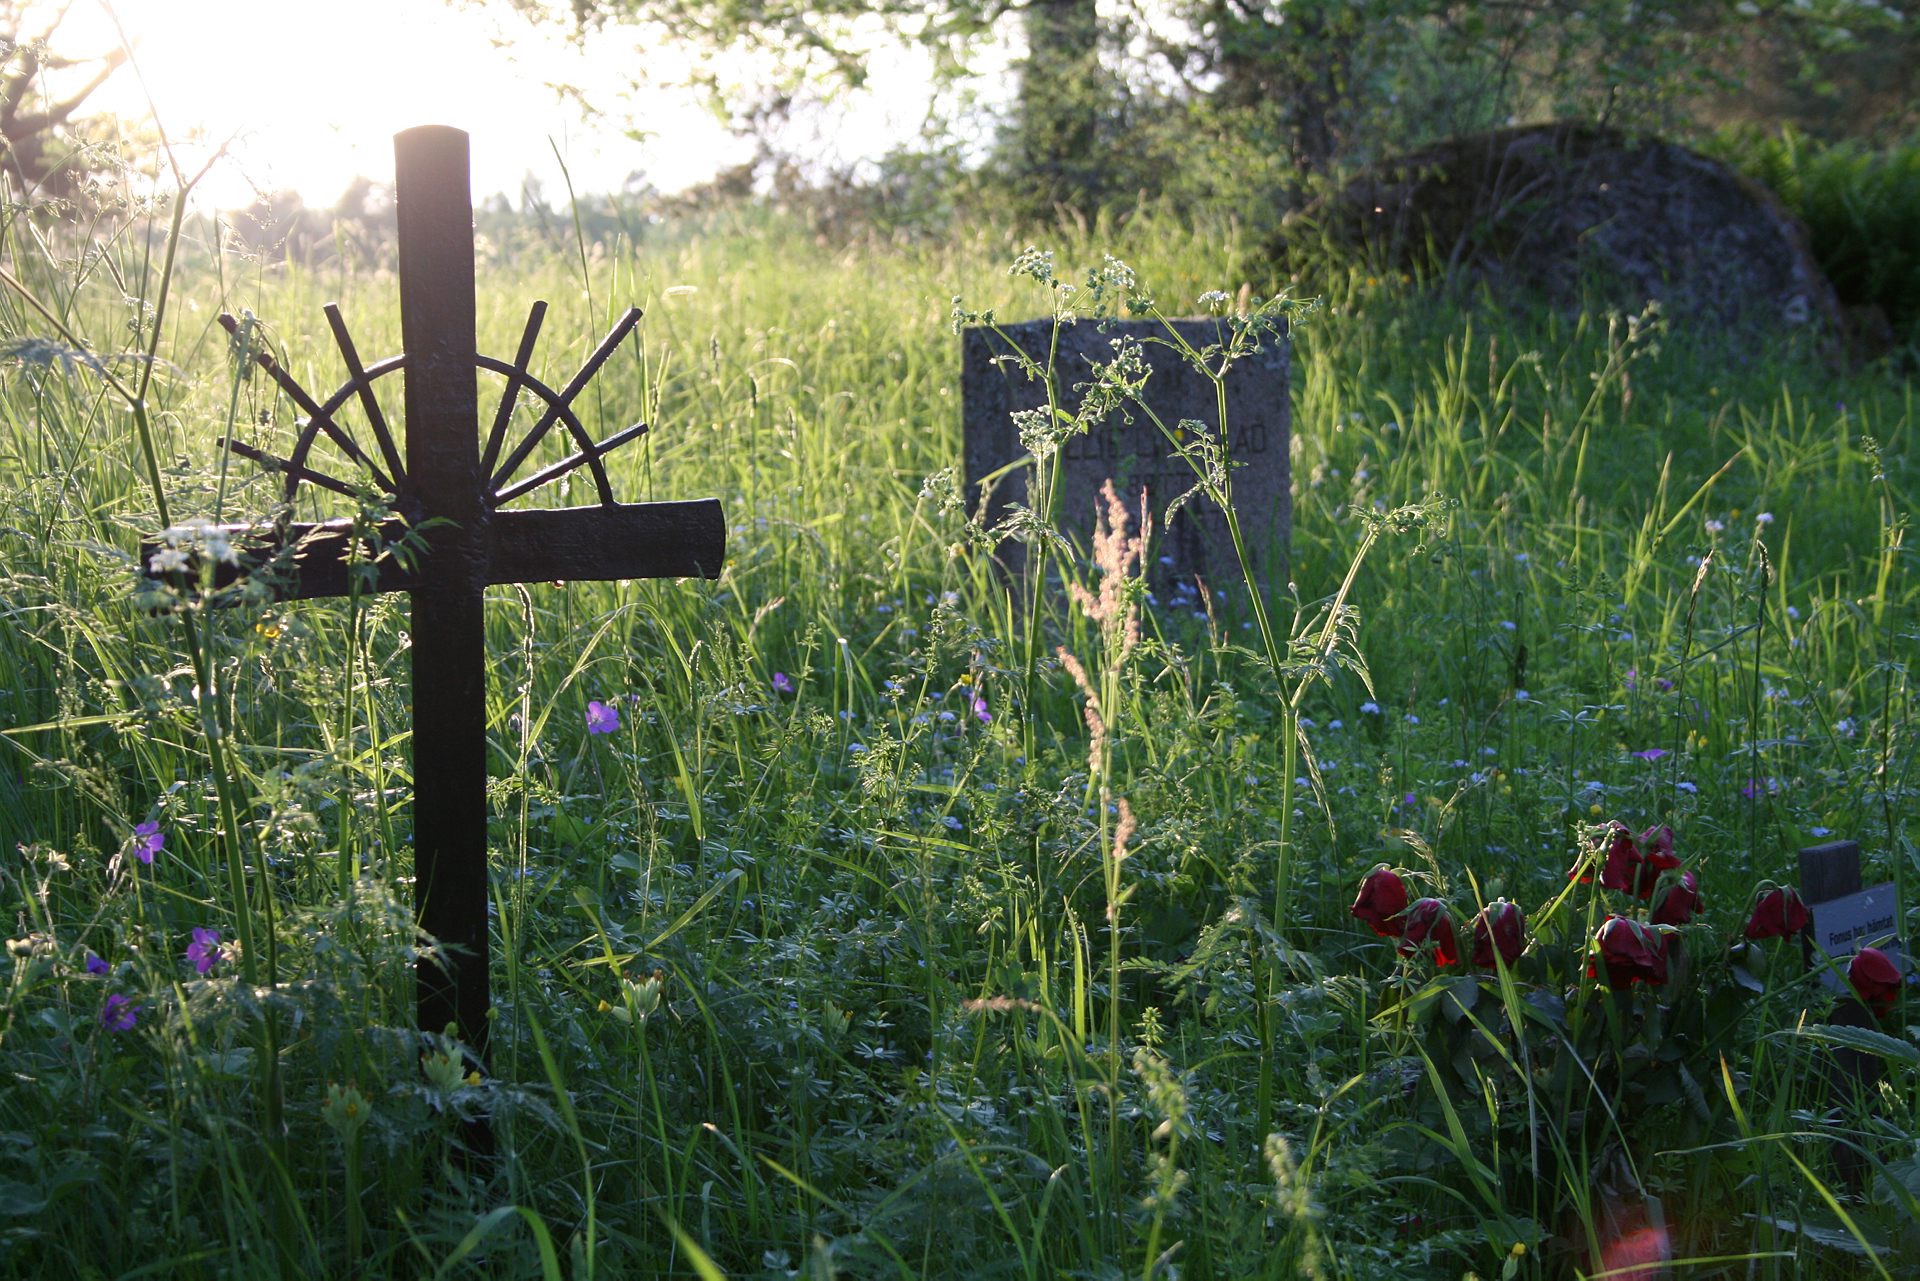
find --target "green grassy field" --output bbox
[0,190,1914,1279]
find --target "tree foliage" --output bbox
[0,1,127,196]
[483,0,1910,217]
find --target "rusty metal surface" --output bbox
[396,125,493,1081]
[141,500,725,602]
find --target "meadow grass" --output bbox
[0,185,1914,1279]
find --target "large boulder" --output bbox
[1291,122,1842,331]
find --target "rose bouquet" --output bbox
[1348,819,1908,1274]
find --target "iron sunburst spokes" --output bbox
[217,301,651,510]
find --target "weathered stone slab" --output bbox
[961,318,1289,590]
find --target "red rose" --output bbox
[1471,900,1526,968]
[1589,916,1669,989]
[1638,824,1676,866]
[1351,865,1409,937]
[1631,825,1681,899]
[1848,947,1902,1018]
[1743,887,1811,940]
[1399,898,1460,967]
[1597,823,1639,893]
[1650,869,1701,927]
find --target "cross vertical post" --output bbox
[395,126,492,1065]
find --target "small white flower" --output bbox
[148,547,190,574]
[1705,519,1725,534]
[1755,512,1774,526]
[203,529,239,567]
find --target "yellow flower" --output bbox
[1589,803,1603,816]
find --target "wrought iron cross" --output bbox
[148,126,725,1065]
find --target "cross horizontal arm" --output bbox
[488,501,725,585]
[140,500,726,602]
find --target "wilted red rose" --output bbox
[1589,916,1669,989]
[1744,886,1811,940]
[1351,865,1409,937]
[1399,898,1460,967]
[1630,825,1681,899]
[1638,824,1675,866]
[1848,947,1902,1017]
[1597,823,1640,893]
[1650,869,1701,926]
[1471,900,1526,968]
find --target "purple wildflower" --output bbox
[1633,748,1669,761]
[101,994,139,1032]
[586,700,620,735]
[972,693,991,724]
[771,671,794,695]
[132,821,163,865]
[85,952,108,977]
[186,927,222,975]
[1742,777,1779,800]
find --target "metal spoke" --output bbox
[492,420,648,505]
[323,303,408,490]
[479,300,547,480]
[219,312,397,495]
[487,306,641,493]
[222,438,365,500]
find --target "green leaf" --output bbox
[1771,1023,1920,1065]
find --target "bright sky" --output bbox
[58,0,955,208]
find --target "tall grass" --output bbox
[0,173,1913,1279]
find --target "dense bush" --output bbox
[1709,127,1920,351]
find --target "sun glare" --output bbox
[60,0,753,207]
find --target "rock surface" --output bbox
[1292,122,1842,331]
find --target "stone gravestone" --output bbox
[962,319,1289,591]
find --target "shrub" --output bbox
[1708,126,1920,350]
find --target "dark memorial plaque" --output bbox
[141,127,725,1112]
[962,318,1290,588]
[1796,838,1907,1189]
